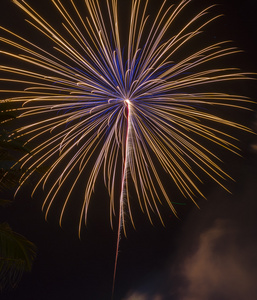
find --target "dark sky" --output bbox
[1,0,257,300]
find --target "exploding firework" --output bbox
[0,0,252,238]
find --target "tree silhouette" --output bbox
[0,102,36,290]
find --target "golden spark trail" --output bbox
[112,99,131,298]
[0,1,254,297]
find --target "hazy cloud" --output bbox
[122,147,257,300]
[123,216,257,300]
[178,219,257,300]
[123,291,163,300]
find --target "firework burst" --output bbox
[0,0,252,238]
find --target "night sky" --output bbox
[1,0,257,300]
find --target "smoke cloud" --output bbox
[123,153,257,300]
[178,218,257,300]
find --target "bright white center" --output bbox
[124,99,130,105]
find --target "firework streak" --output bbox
[0,0,253,295]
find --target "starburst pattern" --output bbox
[0,0,251,236]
